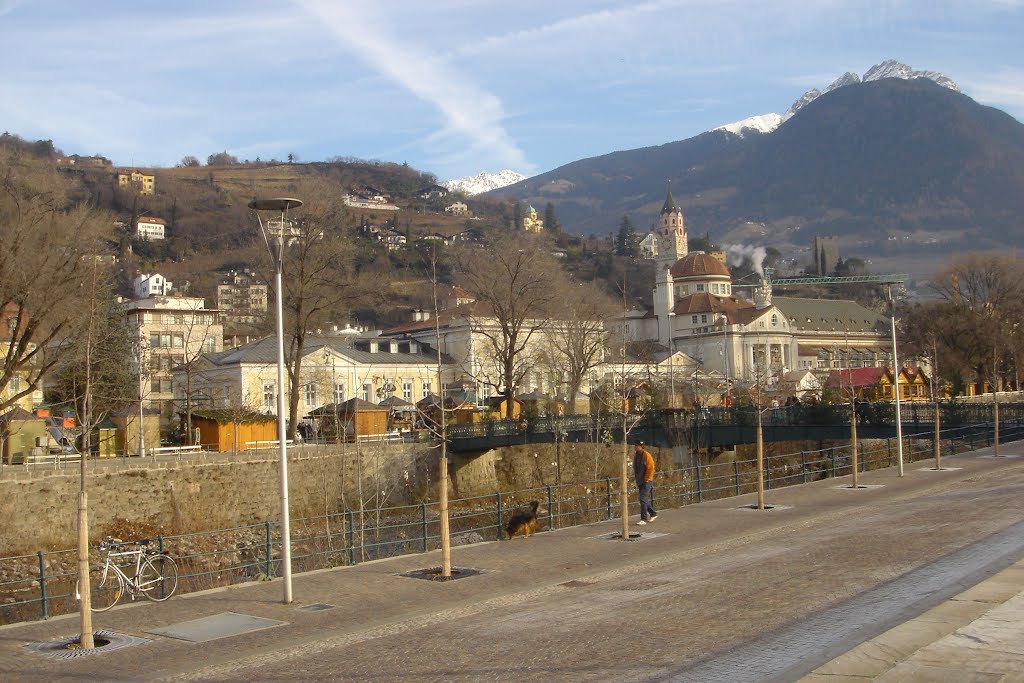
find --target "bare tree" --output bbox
[931,252,1024,392]
[539,280,613,413]
[258,178,359,439]
[0,151,119,649]
[166,307,221,441]
[453,236,562,408]
[0,151,112,415]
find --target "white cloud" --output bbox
[294,0,534,174]
[967,69,1024,115]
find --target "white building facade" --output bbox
[136,217,166,241]
[124,295,223,426]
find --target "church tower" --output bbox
[655,182,687,272]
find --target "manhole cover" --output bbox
[147,612,287,642]
[398,566,484,582]
[25,630,151,660]
[298,603,336,612]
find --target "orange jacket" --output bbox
[633,450,656,482]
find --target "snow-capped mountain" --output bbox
[715,60,960,137]
[442,170,527,195]
[714,113,781,136]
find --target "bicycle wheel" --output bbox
[138,554,178,602]
[76,564,123,612]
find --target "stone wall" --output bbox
[1,440,679,555]
[0,443,436,555]
[451,441,672,497]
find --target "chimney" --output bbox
[753,280,773,310]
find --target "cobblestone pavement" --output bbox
[2,447,1023,682]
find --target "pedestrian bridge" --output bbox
[445,402,1024,452]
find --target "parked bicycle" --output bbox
[75,536,179,612]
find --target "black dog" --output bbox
[506,500,541,539]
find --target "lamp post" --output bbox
[323,348,341,445]
[888,285,904,477]
[249,197,302,604]
[667,312,676,408]
[136,334,146,457]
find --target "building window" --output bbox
[204,335,217,352]
[771,314,778,327]
[333,382,346,404]
[402,381,413,402]
[701,314,708,324]
[422,381,432,398]
[303,383,318,407]
[263,382,275,408]
[691,315,698,324]
[362,383,372,402]
[696,284,705,292]
[150,378,172,394]
[151,333,184,348]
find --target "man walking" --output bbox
[633,441,657,525]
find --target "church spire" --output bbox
[661,180,680,214]
[655,180,687,271]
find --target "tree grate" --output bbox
[735,503,792,511]
[594,531,665,541]
[24,630,151,660]
[398,566,484,582]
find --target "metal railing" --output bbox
[2,419,1021,627]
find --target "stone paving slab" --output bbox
[1,444,1023,682]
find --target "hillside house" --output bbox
[134,273,173,297]
[136,216,166,241]
[419,184,448,200]
[639,233,658,259]
[117,170,155,194]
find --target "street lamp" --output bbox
[667,312,676,408]
[888,285,904,477]
[249,197,302,604]
[718,314,732,407]
[323,348,341,445]
[135,333,147,457]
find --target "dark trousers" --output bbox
[638,481,656,521]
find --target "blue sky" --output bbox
[2,0,1022,180]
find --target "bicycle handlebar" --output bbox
[97,536,154,550]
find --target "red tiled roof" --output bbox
[670,252,731,279]
[826,367,888,388]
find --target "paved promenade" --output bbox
[2,443,1023,682]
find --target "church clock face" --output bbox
[659,230,677,256]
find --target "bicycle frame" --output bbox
[101,545,166,598]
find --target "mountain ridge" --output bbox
[716,59,960,137]
[488,77,1024,268]
[442,169,526,195]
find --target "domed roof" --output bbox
[670,251,730,279]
